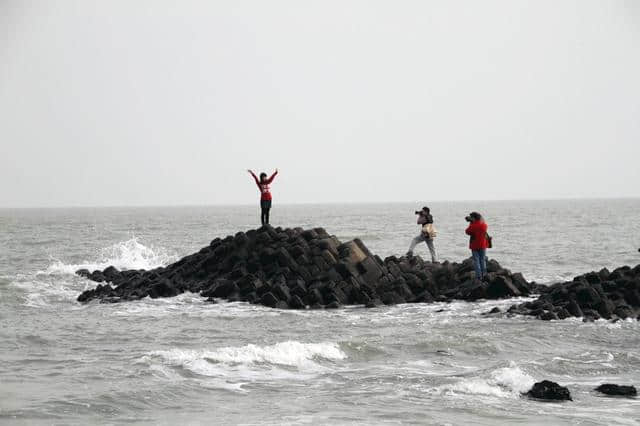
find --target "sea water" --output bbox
[1,200,639,425]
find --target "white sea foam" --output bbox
[527,273,573,285]
[42,237,177,275]
[552,352,615,365]
[108,294,285,318]
[145,341,346,370]
[433,363,535,399]
[11,279,80,307]
[138,340,346,392]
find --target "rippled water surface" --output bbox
[1,200,639,425]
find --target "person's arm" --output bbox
[266,169,278,184]
[465,223,474,235]
[248,170,260,186]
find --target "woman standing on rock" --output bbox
[248,169,278,225]
[465,212,489,280]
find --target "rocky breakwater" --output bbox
[507,265,640,321]
[77,225,541,309]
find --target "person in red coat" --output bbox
[465,212,489,280]
[248,169,278,225]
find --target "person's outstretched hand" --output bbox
[275,168,279,173]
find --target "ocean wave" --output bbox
[552,351,615,365]
[11,279,80,308]
[431,363,534,398]
[144,341,346,370]
[138,341,346,392]
[41,237,177,275]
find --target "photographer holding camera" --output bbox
[407,206,437,262]
[465,212,490,280]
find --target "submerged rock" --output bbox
[526,380,572,401]
[595,384,637,397]
[76,225,540,309]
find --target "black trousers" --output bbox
[260,199,272,225]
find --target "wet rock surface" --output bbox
[595,384,637,397]
[508,265,640,321]
[526,380,572,401]
[77,225,542,308]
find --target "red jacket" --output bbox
[251,171,277,201]
[465,220,489,250]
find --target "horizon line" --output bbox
[1,195,639,210]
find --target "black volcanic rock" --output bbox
[526,380,572,401]
[76,225,541,309]
[508,265,640,321]
[486,275,521,299]
[595,384,637,397]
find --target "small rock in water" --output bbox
[483,307,501,315]
[595,384,637,397]
[75,268,91,278]
[526,380,572,401]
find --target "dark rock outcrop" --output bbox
[595,384,637,397]
[76,225,540,309]
[526,380,572,401]
[508,265,640,321]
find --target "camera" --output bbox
[465,215,472,222]
[415,211,421,215]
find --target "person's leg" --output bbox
[479,249,487,278]
[407,234,424,254]
[425,237,437,262]
[264,200,272,225]
[260,200,267,225]
[471,250,482,279]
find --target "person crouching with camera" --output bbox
[465,212,490,280]
[407,207,437,262]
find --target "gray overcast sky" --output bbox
[1,0,639,207]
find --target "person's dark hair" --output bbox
[465,211,483,222]
[422,206,430,214]
[259,172,267,182]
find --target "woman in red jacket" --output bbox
[248,169,278,225]
[465,212,489,280]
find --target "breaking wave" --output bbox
[432,363,535,398]
[138,341,347,392]
[42,237,177,275]
[144,341,346,370]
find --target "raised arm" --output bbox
[266,169,278,184]
[247,169,260,185]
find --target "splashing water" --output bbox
[42,237,177,274]
[433,363,535,399]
